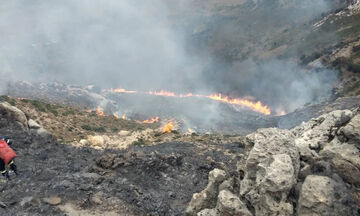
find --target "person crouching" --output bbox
[0,137,17,179]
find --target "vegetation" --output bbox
[0,95,16,106]
[132,138,145,146]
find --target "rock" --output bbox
[186,169,227,215]
[43,196,62,205]
[36,127,52,139]
[87,135,105,147]
[339,113,360,148]
[28,119,41,129]
[79,139,89,146]
[118,130,130,136]
[292,110,353,162]
[239,128,299,216]
[91,194,103,205]
[0,200,6,208]
[297,175,353,216]
[216,190,252,216]
[320,139,360,186]
[0,102,28,129]
[197,208,218,216]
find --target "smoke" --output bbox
[0,0,341,114]
[0,0,204,91]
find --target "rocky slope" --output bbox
[0,98,359,215]
[186,107,360,216]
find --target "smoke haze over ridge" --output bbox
[0,0,340,113]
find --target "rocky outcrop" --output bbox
[0,102,28,130]
[239,128,300,216]
[187,107,360,216]
[186,169,227,215]
[297,175,353,216]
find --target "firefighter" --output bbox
[0,137,17,179]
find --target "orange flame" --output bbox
[162,122,174,133]
[122,114,127,120]
[207,94,271,115]
[136,116,159,124]
[96,107,105,116]
[113,88,137,94]
[111,88,272,115]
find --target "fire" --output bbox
[122,114,127,120]
[136,116,159,124]
[188,128,194,134]
[96,107,105,116]
[111,88,272,115]
[207,94,271,115]
[112,88,137,94]
[86,109,92,113]
[162,122,174,133]
[114,114,119,119]
[279,110,287,116]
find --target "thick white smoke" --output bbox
[0,0,342,114]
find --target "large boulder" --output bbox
[297,175,354,216]
[216,190,252,216]
[186,169,227,215]
[239,128,300,216]
[0,102,28,130]
[339,113,360,148]
[292,110,353,162]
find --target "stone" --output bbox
[239,128,299,216]
[197,208,218,216]
[0,200,6,208]
[87,135,105,147]
[43,196,62,205]
[297,175,353,216]
[339,113,360,148]
[0,102,28,129]
[28,119,41,129]
[36,127,52,139]
[186,169,227,215]
[79,139,89,146]
[118,130,131,136]
[292,110,353,161]
[216,190,252,216]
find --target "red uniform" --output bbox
[0,139,17,164]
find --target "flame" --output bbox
[162,122,174,133]
[114,114,119,119]
[207,94,271,115]
[86,109,92,113]
[111,88,272,115]
[112,88,137,94]
[122,114,127,120]
[136,116,159,124]
[188,128,194,134]
[96,107,105,116]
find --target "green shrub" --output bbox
[81,125,92,131]
[348,63,360,73]
[62,110,76,116]
[94,127,106,133]
[0,95,16,106]
[132,138,145,146]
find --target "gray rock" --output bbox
[297,175,353,216]
[53,180,75,190]
[186,169,227,215]
[239,128,299,216]
[197,208,219,216]
[339,113,360,148]
[0,102,28,129]
[292,110,353,162]
[320,138,360,186]
[43,196,62,205]
[28,119,41,129]
[216,190,252,216]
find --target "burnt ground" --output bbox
[0,130,243,216]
